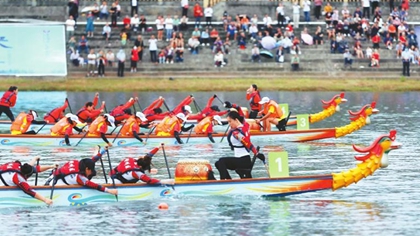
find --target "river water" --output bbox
[0,91,418,236]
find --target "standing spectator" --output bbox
[78,35,89,54]
[181,0,189,17]
[303,0,311,23]
[139,15,147,33]
[97,52,106,77]
[362,0,370,19]
[102,23,112,41]
[117,49,126,77]
[87,49,97,77]
[292,1,301,29]
[343,49,353,68]
[204,5,213,27]
[99,1,109,20]
[130,46,139,72]
[165,15,174,41]
[193,2,203,28]
[110,3,117,27]
[149,35,158,64]
[402,48,410,76]
[173,15,180,32]
[156,16,164,41]
[65,15,75,41]
[131,0,138,16]
[134,35,144,62]
[0,86,18,122]
[115,0,121,18]
[371,0,380,16]
[68,0,79,24]
[291,54,300,71]
[314,0,322,20]
[86,12,95,37]
[106,50,115,67]
[251,44,261,63]
[131,14,140,32]
[276,3,285,27]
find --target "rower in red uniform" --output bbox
[50,114,84,146]
[155,113,194,144]
[143,96,165,116]
[148,95,194,121]
[10,110,48,135]
[223,101,246,117]
[171,95,194,115]
[214,111,264,180]
[87,114,116,147]
[110,147,174,185]
[0,86,18,121]
[188,95,228,121]
[120,112,150,144]
[46,146,118,196]
[44,99,69,123]
[194,115,223,143]
[0,157,57,206]
[246,84,261,118]
[110,97,137,125]
[76,93,106,123]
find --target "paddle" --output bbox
[34,159,39,186]
[98,145,108,184]
[104,104,108,114]
[108,125,118,135]
[106,149,118,202]
[163,100,171,112]
[215,95,224,106]
[112,121,125,144]
[137,99,143,111]
[75,128,89,147]
[193,99,202,112]
[185,127,193,144]
[35,123,47,134]
[49,166,58,201]
[161,143,175,190]
[145,126,156,143]
[220,125,230,143]
[66,98,73,114]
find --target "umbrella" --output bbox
[81,6,96,13]
[301,34,313,45]
[260,50,273,58]
[261,36,277,50]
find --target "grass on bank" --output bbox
[0,77,419,92]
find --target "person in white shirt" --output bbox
[188,36,200,54]
[131,14,140,32]
[362,0,370,19]
[165,15,174,41]
[249,23,259,40]
[251,14,258,25]
[292,1,301,29]
[131,0,138,16]
[99,1,109,20]
[204,5,213,27]
[65,15,76,41]
[155,16,164,41]
[276,3,285,27]
[263,14,272,27]
[70,50,80,67]
[106,50,115,67]
[214,50,224,67]
[87,49,97,76]
[251,44,261,63]
[303,0,311,23]
[116,49,126,77]
[102,23,111,41]
[148,35,158,63]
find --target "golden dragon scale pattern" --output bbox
[310,105,337,123]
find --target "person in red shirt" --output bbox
[188,95,228,121]
[46,146,118,196]
[371,49,380,67]
[50,114,84,146]
[246,84,261,118]
[371,34,381,49]
[87,114,116,147]
[44,99,69,123]
[143,96,165,122]
[0,86,18,121]
[194,115,223,143]
[193,2,203,28]
[123,15,131,27]
[110,97,137,125]
[76,93,105,123]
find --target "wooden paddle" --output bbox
[145,126,156,143]
[97,145,108,184]
[161,143,175,190]
[112,122,125,144]
[34,159,39,186]
[163,100,171,112]
[136,99,143,111]
[220,125,230,143]
[106,149,118,202]
[75,127,89,147]
[66,98,73,114]
[193,99,202,112]
[35,123,48,134]
[185,127,193,144]
[49,167,58,201]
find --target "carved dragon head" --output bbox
[322,92,347,111]
[352,130,401,168]
[348,101,379,124]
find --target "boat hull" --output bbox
[0,175,333,208]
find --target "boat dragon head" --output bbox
[348,101,379,124]
[322,92,347,111]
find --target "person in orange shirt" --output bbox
[87,114,116,146]
[110,97,137,125]
[194,115,223,143]
[155,113,194,144]
[44,99,69,123]
[76,93,105,123]
[0,86,18,121]
[120,112,150,144]
[246,84,261,118]
[256,97,286,132]
[10,110,48,135]
[50,113,84,146]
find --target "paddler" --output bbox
[109,147,174,185]
[0,157,57,206]
[46,146,118,196]
[255,96,287,132]
[194,115,223,143]
[87,114,116,147]
[10,110,48,135]
[50,113,85,146]
[120,112,151,144]
[155,113,194,144]
[188,95,228,121]
[246,84,261,118]
[0,86,18,122]
[110,97,137,125]
[76,93,106,123]
[44,99,69,123]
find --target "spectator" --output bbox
[131,46,139,72]
[396,41,404,58]
[249,23,259,41]
[366,46,373,58]
[330,36,337,53]
[99,1,109,20]
[250,14,258,26]
[70,50,80,67]
[131,0,138,16]
[341,6,350,19]
[181,0,188,17]
[173,15,180,32]
[408,30,418,48]
[115,0,121,17]
[65,15,75,41]
[91,3,100,18]
[165,15,174,41]
[276,46,284,63]
[314,0,322,20]
[166,46,174,64]
[68,0,79,24]
[139,15,147,33]
[87,49,97,77]
[134,35,144,62]
[78,35,89,54]
[158,48,166,64]
[226,22,237,41]
[313,26,324,45]
[224,38,231,55]
[106,50,115,67]
[291,54,300,71]
[131,14,139,32]
[402,48,410,76]
[263,14,272,27]
[303,0,311,23]
[180,15,188,31]
[362,0,370,19]
[372,33,381,49]
[354,40,364,58]
[86,12,94,38]
[102,23,111,41]
[192,27,201,40]
[193,2,203,28]
[68,36,77,53]
[149,35,158,64]
[276,3,285,27]
[343,49,353,68]
[110,3,117,27]
[237,32,247,49]
[210,28,219,45]
[116,49,126,77]
[213,37,223,53]
[214,50,224,67]
[121,15,130,28]
[204,5,213,27]
[201,28,210,46]
[251,44,261,63]
[188,36,200,54]
[120,29,127,46]
[156,15,164,41]
[97,51,106,77]
[383,33,393,50]
[370,49,380,67]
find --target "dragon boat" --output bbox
[0,130,400,208]
[0,102,378,147]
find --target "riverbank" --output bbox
[0,76,419,92]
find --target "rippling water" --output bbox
[0,91,418,235]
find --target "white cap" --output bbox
[69,114,81,124]
[258,97,270,104]
[30,110,38,119]
[213,115,222,125]
[136,112,148,122]
[184,105,192,114]
[104,114,116,128]
[65,113,73,118]
[176,113,187,122]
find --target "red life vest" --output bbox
[0,162,21,173]
[0,91,16,107]
[55,160,79,177]
[77,108,90,123]
[110,105,125,120]
[227,127,254,153]
[111,158,142,183]
[248,91,261,111]
[44,107,63,123]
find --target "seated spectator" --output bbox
[120,29,128,46]
[158,48,166,64]
[213,37,223,53]
[370,49,380,67]
[237,32,247,49]
[276,46,284,63]
[192,27,201,40]
[291,54,300,71]
[251,44,261,63]
[226,22,237,41]
[255,31,264,49]
[174,36,184,62]
[399,32,407,45]
[78,35,89,54]
[343,49,353,68]
[201,28,210,46]
[330,36,337,53]
[290,45,300,55]
[139,15,147,33]
[99,1,109,20]
[123,15,131,28]
[224,38,231,54]
[188,36,200,54]
[383,33,393,50]
[273,27,283,41]
[106,50,115,67]
[70,50,80,67]
[210,28,219,45]
[214,50,225,67]
[102,23,111,41]
[91,3,100,18]
[180,15,188,31]
[353,7,362,19]
[240,14,249,31]
[313,26,324,45]
[342,20,350,36]
[354,40,364,58]
[395,41,404,58]
[131,14,140,32]
[366,46,373,58]
[326,25,335,40]
[166,46,174,64]
[372,33,381,49]
[341,6,350,20]
[68,36,77,53]
[408,30,418,48]
[249,23,259,41]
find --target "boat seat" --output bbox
[235,168,252,179]
[277,111,292,131]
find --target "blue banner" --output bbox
[0,24,67,76]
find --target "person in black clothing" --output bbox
[67,0,79,24]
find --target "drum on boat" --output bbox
[175,159,212,182]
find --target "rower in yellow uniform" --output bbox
[256,97,287,132]
[194,115,223,143]
[50,113,84,146]
[87,114,116,147]
[155,113,194,144]
[120,112,150,144]
[10,110,48,135]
